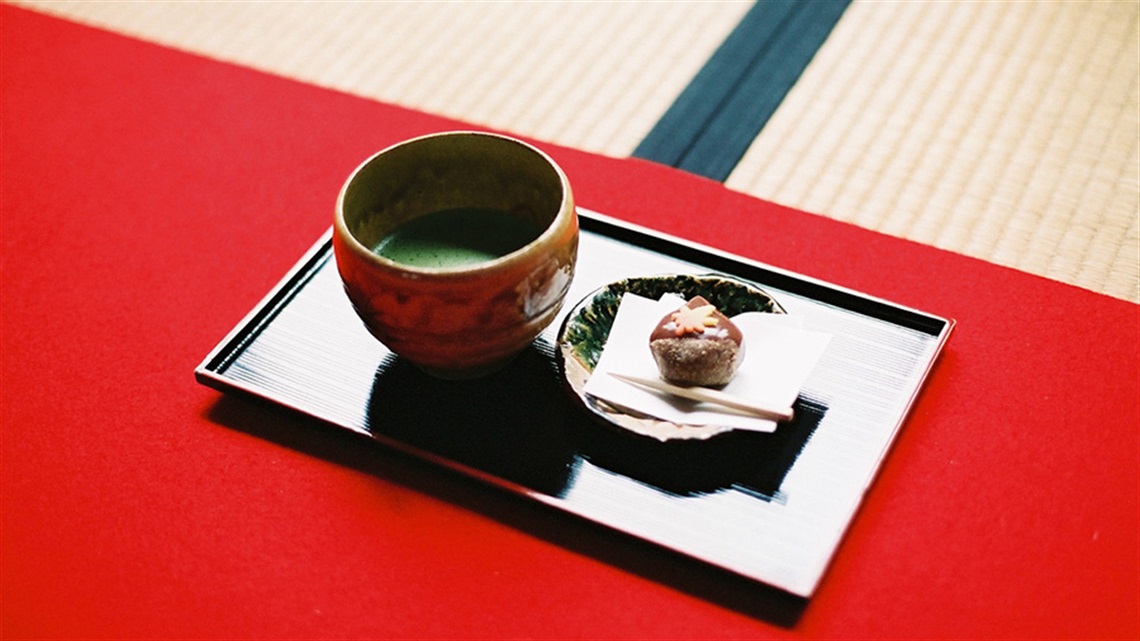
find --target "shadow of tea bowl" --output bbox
[333,131,578,379]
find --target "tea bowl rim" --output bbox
[333,130,576,278]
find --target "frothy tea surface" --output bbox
[372,208,543,269]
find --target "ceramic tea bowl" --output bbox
[333,131,578,379]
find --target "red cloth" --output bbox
[3,6,1137,639]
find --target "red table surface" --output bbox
[2,7,1137,639]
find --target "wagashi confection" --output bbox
[648,296,744,387]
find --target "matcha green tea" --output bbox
[372,207,544,269]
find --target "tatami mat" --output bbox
[14,1,749,157]
[729,0,1139,302]
[13,0,1139,303]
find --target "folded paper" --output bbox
[583,293,831,433]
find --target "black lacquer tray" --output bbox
[196,210,953,597]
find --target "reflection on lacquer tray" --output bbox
[363,339,825,501]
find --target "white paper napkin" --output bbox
[583,293,831,432]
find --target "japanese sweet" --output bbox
[649,296,744,386]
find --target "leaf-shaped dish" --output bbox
[556,274,785,441]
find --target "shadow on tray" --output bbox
[363,338,825,501]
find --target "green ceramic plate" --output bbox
[556,274,785,441]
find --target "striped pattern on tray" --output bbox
[199,217,953,597]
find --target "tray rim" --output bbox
[194,208,956,597]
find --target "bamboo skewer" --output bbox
[607,372,795,423]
